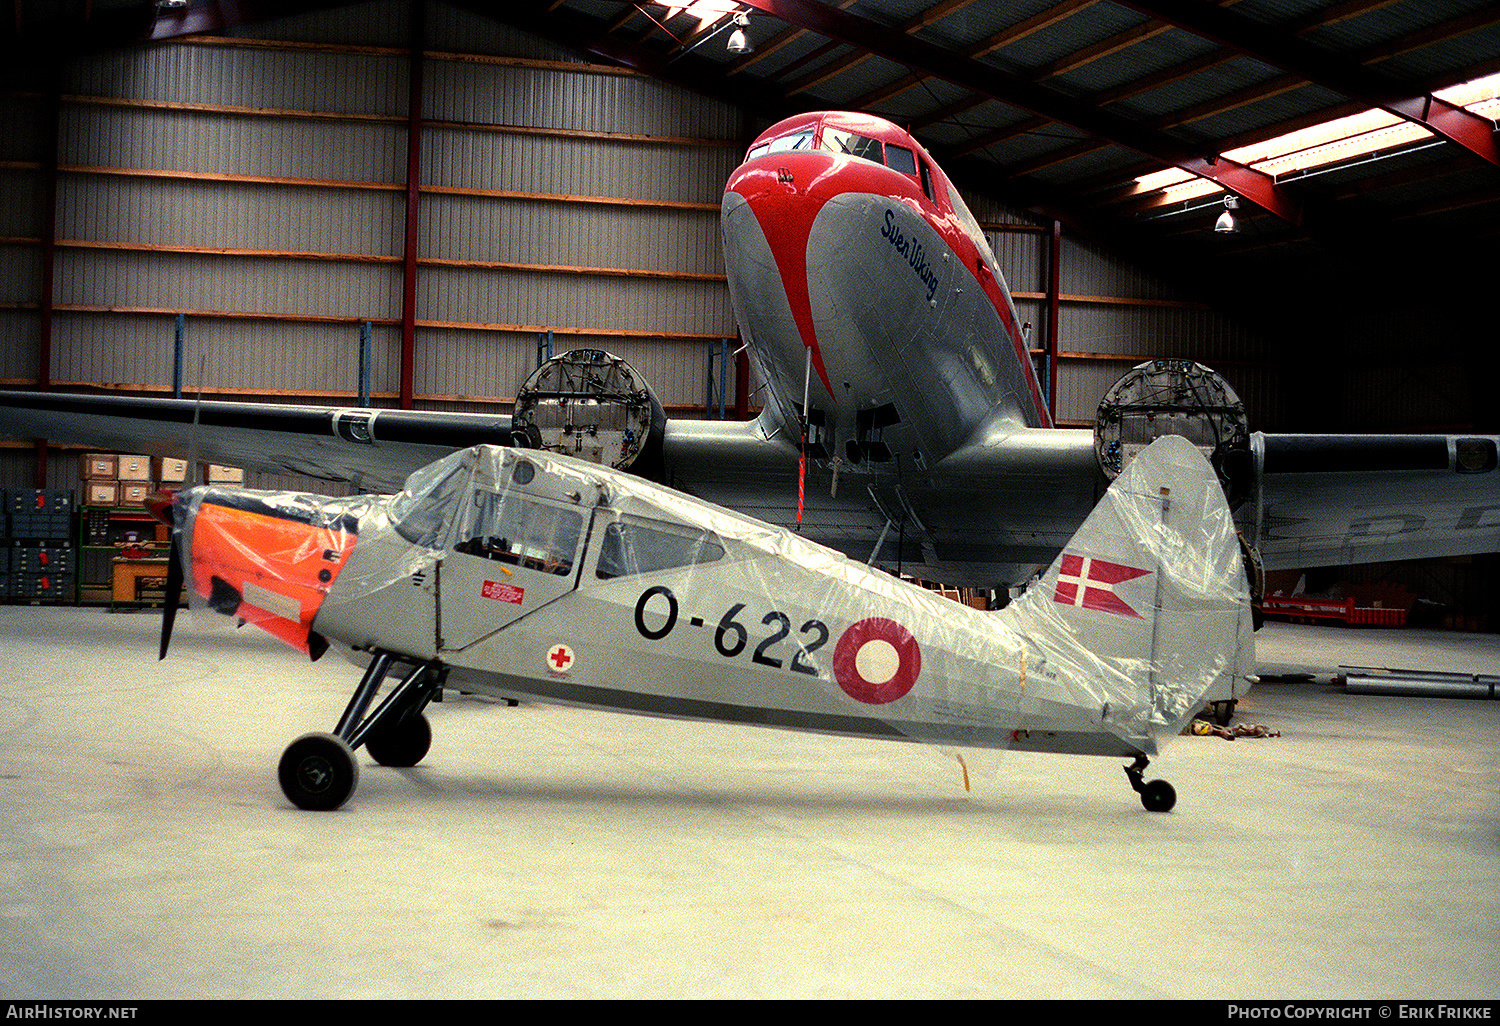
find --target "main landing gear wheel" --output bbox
[279,732,359,811]
[1124,755,1177,813]
[364,713,432,768]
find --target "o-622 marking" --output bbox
[633,587,828,676]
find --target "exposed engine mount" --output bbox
[1095,359,1252,505]
[512,349,666,478]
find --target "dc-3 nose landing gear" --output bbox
[277,652,444,811]
[1124,755,1177,812]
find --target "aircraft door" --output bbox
[437,488,588,652]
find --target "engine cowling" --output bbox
[1094,359,1252,506]
[511,349,666,479]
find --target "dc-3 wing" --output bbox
[2,390,1498,580]
[1253,434,1500,569]
[0,390,512,493]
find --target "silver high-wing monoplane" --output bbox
[150,434,1252,813]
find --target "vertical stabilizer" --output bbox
[1005,434,1254,754]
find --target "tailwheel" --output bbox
[365,713,432,768]
[1139,778,1177,813]
[279,732,359,811]
[1124,755,1177,813]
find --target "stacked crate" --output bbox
[82,454,242,502]
[4,488,76,602]
[81,453,157,508]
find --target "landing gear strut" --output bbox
[278,652,443,811]
[1124,755,1177,813]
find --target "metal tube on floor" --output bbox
[1340,668,1498,699]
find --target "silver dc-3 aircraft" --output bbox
[147,433,1252,812]
[3,110,1498,588]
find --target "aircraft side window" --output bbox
[918,160,936,203]
[595,515,725,580]
[767,129,815,154]
[457,492,583,576]
[821,128,884,165]
[885,143,917,176]
[747,142,769,161]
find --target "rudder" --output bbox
[1005,434,1254,754]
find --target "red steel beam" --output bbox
[734,0,1301,224]
[399,0,424,411]
[1115,0,1500,168]
[1047,220,1061,423]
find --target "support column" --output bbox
[35,71,61,487]
[735,334,750,421]
[399,0,426,411]
[1046,219,1061,425]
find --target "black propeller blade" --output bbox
[145,490,183,660]
[160,532,183,661]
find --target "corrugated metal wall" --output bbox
[3,0,1285,497]
[967,193,1280,428]
[2,0,741,417]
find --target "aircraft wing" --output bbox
[0,390,511,493]
[1255,434,1500,569]
[666,419,1104,584]
[4,390,1498,579]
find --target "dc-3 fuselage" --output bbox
[162,433,1254,812]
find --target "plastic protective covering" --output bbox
[173,435,1251,763]
[1003,433,1255,755]
[173,487,379,656]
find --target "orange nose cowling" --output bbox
[188,495,358,656]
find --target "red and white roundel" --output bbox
[546,644,574,675]
[832,618,921,705]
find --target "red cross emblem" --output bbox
[546,644,574,674]
[1053,554,1152,619]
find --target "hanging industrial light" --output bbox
[1214,194,1240,233]
[727,12,752,54]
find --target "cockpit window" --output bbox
[455,491,583,577]
[747,142,770,161]
[918,160,936,203]
[821,129,884,165]
[885,143,917,175]
[389,452,469,549]
[595,514,725,579]
[766,129,815,154]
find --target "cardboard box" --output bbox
[120,483,152,506]
[154,457,190,484]
[207,465,245,484]
[82,453,118,479]
[87,482,120,506]
[116,455,152,482]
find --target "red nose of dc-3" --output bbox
[723,148,855,402]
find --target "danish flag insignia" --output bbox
[1054,554,1152,619]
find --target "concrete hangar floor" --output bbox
[0,604,1495,1000]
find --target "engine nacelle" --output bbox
[511,349,666,479]
[1094,359,1252,505]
